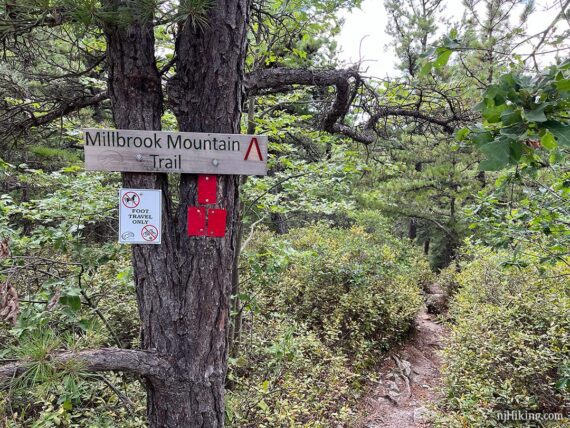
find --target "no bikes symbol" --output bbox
[141,225,159,242]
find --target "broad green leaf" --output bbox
[509,141,523,162]
[555,79,570,92]
[455,127,469,141]
[433,48,452,68]
[499,123,527,138]
[479,141,510,170]
[471,131,493,147]
[524,104,548,122]
[500,109,522,126]
[482,103,507,123]
[486,85,507,105]
[479,158,508,171]
[419,62,432,77]
[543,121,570,146]
[541,131,557,150]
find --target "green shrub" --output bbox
[262,225,425,362]
[226,318,357,427]
[226,223,430,426]
[436,244,570,427]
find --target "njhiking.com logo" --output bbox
[495,410,565,423]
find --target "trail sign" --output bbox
[119,189,162,244]
[83,129,268,175]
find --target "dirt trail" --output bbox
[355,286,448,428]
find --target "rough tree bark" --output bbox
[101,3,188,427]
[158,0,250,424]
[102,0,250,425]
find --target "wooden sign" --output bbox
[83,129,268,175]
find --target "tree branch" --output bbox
[366,107,456,134]
[331,123,375,144]
[244,67,359,95]
[24,92,109,129]
[0,348,170,382]
[4,91,109,141]
[244,67,462,144]
[245,67,363,140]
[525,0,570,63]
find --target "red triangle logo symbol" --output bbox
[244,138,263,161]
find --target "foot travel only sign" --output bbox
[83,129,268,175]
[119,189,162,245]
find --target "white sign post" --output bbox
[119,189,162,245]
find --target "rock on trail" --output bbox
[354,289,448,428]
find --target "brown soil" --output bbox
[353,295,448,428]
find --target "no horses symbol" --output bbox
[122,191,140,208]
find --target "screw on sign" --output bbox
[141,225,159,242]
[122,191,140,208]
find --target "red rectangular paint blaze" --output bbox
[198,175,217,205]
[207,209,227,237]
[187,207,206,236]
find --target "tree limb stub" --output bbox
[0,348,171,383]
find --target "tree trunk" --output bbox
[408,218,417,240]
[103,0,249,426]
[168,0,250,425]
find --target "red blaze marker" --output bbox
[207,209,227,237]
[187,207,206,236]
[244,137,263,161]
[198,175,217,205]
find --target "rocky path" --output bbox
[354,285,448,428]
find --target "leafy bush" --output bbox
[435,244,570,427]
[226,318,357,427]
[226,222,430,426]
[253,225,426,362]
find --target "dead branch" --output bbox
[0,348,171,382]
